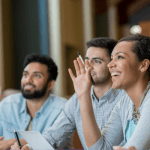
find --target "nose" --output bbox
[25,75,33,83]
[107,59,116,69]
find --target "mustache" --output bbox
[23,83,36,88]
[90,71,96,74]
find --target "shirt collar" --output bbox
[36,96,51,114]
[91,86,96,101]
[20,95,27,113]
[20,94,52,114]
[105,87,120,102]
[91,86,120,102]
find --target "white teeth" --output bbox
[25,85,33,88]
[111,72,121,76]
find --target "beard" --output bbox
[94,73,111,85]
[21,82,48,99]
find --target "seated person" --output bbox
[12,37,126,150]
[68,34,150,150]
[0,54,71,149]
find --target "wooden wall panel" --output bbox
[1,0,14,91]
[139,21,150,37]
[0,0,4,93]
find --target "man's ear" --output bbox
[47,80,55,91]
[140,59,150,72]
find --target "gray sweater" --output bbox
[89,90,150,150]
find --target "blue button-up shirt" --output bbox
[0,93,67,140]
[43,87,126,149]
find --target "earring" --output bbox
[141,69,143,72]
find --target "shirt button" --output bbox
[34,122,36,124]
[8,128,10,130]
[99,108,102,111]
[109,100,111,103]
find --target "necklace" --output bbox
[132,82,150,124]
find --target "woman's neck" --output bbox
[125,80,149,111]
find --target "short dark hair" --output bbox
[23,54,58,81]
[118,34,150,77]
[86,37,117,56]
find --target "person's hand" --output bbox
[0,137,16,150]
[11,142,30,150]
[68,57,93,99]
[0,137,4,141]
[113,146,137,150]
[11,142,20,150]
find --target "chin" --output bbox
[112,82,122,89]
[112,85,117,89]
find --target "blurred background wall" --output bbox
[0,0,150,148]
[0,0,49,92]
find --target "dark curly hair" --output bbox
[23,54,58,81]
[86,37,117,56]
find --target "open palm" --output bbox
[68,57,92,99]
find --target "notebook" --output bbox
[18,131,54,150]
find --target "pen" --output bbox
[14,130,22,149]
[77,52,95,85]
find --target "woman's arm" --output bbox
[69,58,124,149]
[69,58,101,147]
[79,93,101,147]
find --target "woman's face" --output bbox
[108,41,142,90]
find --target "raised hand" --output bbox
[68,57,92,99]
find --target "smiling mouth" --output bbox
[111,72,121,77]
[91,73,96,76]
[24,85,34,89]
[24,84,36,89]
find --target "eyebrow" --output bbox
[23,71,28,74]
[111,52,127,57]
[33,71,44,75]
[84,57,104,61]
[23,71,44,76]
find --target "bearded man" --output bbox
[0,54,71,149]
